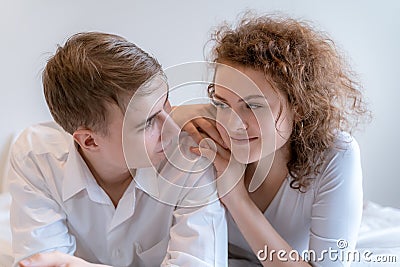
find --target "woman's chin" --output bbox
[232,151,260,164]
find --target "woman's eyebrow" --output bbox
[164,90,169,105]
[213,94,228,102]
[214,93,265,102]
[240,95,266,102]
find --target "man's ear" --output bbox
[72,128,100,152]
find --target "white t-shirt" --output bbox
[8,121,227,267]
[227,132,363,267]
[171,104,364,266]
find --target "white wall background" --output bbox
[0,0,399,207]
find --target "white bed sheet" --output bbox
[0,192,12,267]
[351,201,400,266]
[0,193,398,267]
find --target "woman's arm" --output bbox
[193,135,362,267]
[307,136,363,267]
[190,144,310,267]
[224,187,311,267]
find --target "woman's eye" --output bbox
[246,103,263,109]
[211,99,229,109]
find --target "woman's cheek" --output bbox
[216,118,230,146]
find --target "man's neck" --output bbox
[78,146,133,207]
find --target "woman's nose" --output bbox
[226,109,248,133]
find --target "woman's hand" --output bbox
[172,104,247,203]
[190,137,247,205]
[18,251,109,267]
[170,104,226,148]
[183,117,227,148]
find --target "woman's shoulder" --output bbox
[311,131,362,191]
[322,131,360,164]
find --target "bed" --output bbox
[0,192,12,267]
[0,138,399,267]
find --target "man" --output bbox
[9,32,226,267]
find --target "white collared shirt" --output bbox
[8,121,227,267]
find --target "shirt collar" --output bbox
[62,139,110,204]
[134,166,160,198]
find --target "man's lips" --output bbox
[155,140,172,153]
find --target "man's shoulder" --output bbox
[161,132,218,207]
[166,132,214,179]
[12,121,71,160]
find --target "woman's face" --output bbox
[213,63,294,164]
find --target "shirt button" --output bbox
[113,248,121,257]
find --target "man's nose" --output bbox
[159,110,180,144]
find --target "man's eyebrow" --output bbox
[146,110,161,123]
[136,91,169,130]
[135,110,160,130]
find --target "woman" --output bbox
[179,14,370,266]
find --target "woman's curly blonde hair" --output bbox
[209,13,370,191]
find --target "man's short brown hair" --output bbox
[43,32,162,135]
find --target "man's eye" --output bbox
[211,99,229,109]
[145,117,155,129]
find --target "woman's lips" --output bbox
[230,136,258,145]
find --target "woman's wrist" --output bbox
[221,183,251,208]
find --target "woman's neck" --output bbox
[245,141,291,191]
[243,141,292,213]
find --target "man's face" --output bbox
[122,74,179,169]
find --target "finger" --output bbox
[19,251,78,267]
[182,122,204,145]
[190,144,245,198]
[193,146,228,174]
[190,138,216,160]
[190,137,231,169]
[193,118,227,148]
[191,140,229,175]
[213,140,231,161]
[198,138,217,159]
